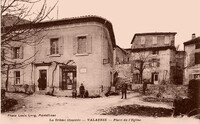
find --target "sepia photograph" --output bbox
[1,0,200,124]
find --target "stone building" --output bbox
[1,16,116,96]
[184,34,200,84]
[130,32,177,84]
[173,51,185,84]
[113,45,128,64]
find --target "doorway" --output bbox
[61,66,76,90]
[39,70,47,90]
[152,73,159,84]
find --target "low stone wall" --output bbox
[131,84,188,99]
[7,84,35,94]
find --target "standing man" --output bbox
[79,83,85,98]
[38,76,46,90]
[143,79,148,95]
[121,82,128,99]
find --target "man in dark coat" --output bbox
[121,82,128,99]
[79,83,85,98]
[143,79,148,95]
[38,77,46,90]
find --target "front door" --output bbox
[152,73,159,85]
[61,66,76,90]
[39,70,47,90]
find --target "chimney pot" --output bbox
[192,33,196,39]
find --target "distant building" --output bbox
[1,16,116,96]
[114,45,128,64]
[174,51,185,84]
[183,34,200,84]
[130,32,177,84]
[124,48,132,64]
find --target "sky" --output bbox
[36,0,200,50]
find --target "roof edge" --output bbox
[2,15,116,47]
[131,32,177,44]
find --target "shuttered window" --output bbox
[141,37,145,45]
[152,36,157,45]
[164,36,170,44]
[48,37,64,56]
[157,36,165,43]
[13,47,23,59]
[73,35,92,55]
[77,36,87,54]
[50,38,59,55]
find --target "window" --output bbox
[152,36,157,44]
[152,50,159,55]
[73,35,92,55]
[164,36,170,44]
[50,38,59,55]
[157,36,165,43]
[13,47,20,59]
[141,37,145,45]
[196,43,200,49]
[150,59,160,67]
[195,52,200,64]
[14,71,20,84]
[77,36,87,54]
[194,74,200,79]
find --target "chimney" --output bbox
[192,33,196,39]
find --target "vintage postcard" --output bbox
[1,0,200,124]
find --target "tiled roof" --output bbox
[183,37,200,46]
[131,32,177,44]
[2,15,116,47]
[116,45,127,54]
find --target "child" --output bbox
[72,89,77,99]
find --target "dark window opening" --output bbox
[13,47,20,59]
[152,50,159,55]
[50,38,59,55]
[195,52,200,64]
[15,71,20,84]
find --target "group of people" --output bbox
[72,83,88,98]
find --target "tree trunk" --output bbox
[140,71,143,84]
[5,65,10,91]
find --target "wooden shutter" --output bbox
[59,37,64,55]
[11,47,14,59]
[19,46,23,59]
[152,36,157,44]
[189,53,195,66]
[164,36,169,44]
[46,40,50,56]
[141,37,145,44]
[73,37,77,55]
[87,35,92,54]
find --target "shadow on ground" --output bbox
[99,104,173,117]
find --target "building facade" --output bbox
[1,16,116,96]
[113,45,128,65]
[130,32,177,84]
[184,34,200,84]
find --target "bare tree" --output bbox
[132,52,151,84]
[1,0,57,91]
